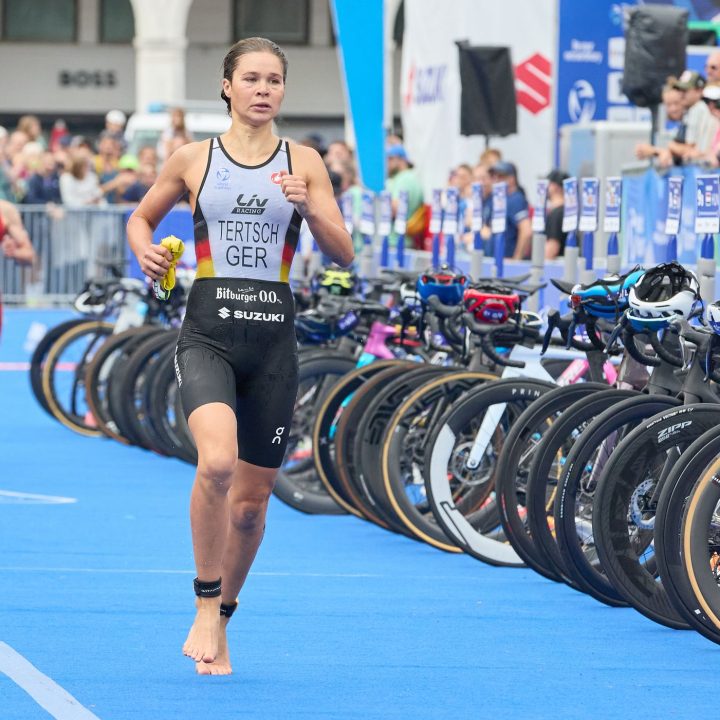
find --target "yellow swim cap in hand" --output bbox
[153,235,185,300]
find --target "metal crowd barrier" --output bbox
[0,205,130,305]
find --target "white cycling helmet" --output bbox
[627,261,700,331]
[707,301,720,335]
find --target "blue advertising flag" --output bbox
[331,0,385,192]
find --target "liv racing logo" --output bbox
[232,193,269,215]
[217,306,285,322]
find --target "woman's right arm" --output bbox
[127,144,193,280]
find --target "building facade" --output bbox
[0,0,393,141]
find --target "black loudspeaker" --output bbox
[456,42,517,137]
[622,6,688,108]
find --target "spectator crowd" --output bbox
[6,57,720,266]
[0,109,172,209]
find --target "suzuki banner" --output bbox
[401,0,557,197]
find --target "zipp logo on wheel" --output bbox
[272,426,285,445]
[218,306,231,319]
[657,421,692,444]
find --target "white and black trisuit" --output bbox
[175,137,301,468]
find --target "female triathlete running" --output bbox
[127,37,353,675]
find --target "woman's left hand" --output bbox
[279,170,312,218]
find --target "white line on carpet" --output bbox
[0,642,100,719]
[0,566,475,580]
[0,490,77,504]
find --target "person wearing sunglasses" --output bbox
[635,82,685,168]
[667,70,718,165]
[697,83,720,167]
[705,50,720,84]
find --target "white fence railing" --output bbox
[0,205,130,304]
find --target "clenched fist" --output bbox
[138,243,173,281]
[278,170,312,218]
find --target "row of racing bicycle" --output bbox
[29,258,720,645]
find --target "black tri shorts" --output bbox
[174,277,298,468]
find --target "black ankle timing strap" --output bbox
[193,577,222,598]
[220,601,238,619]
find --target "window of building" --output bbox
[234,0,309,45]
[3,0,76,42]
[100,0,134,44]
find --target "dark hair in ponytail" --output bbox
[220,37,288,115]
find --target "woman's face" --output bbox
[222,51,285,124]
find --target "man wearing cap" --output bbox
[544,170,569,259]
[385,145,424,247]
[697,83,720,166]
[488,161,532,260]
[105,110,127,151]
[667,71,717,164]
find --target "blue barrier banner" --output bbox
[604,177,621,233]
[444,187,459,236]
[562,178,578,232]
[491,183,507,234]
[341,193,354,234]
[622,166,720,267]
[360,190,375,236]
[330,0,384,192]
[379,191,392,237]
[429,189,443,234]
[665,176,683,236]
[695,175,720,235]
[394,191,408,235]
[471,182,483,232]
[532,180,549,233]
[579,178,599,232]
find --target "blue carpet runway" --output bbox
[0,309,715,719]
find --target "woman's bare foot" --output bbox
[183,597,221,663]
[196,616,232,675]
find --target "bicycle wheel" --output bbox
[654,427,720,644]
[333,364,436,530]
[378,371,499,550]
[494,382,610,582]
[423,378,555,564]
[85,325,160,444]
[146,348,198,464]
[555,394,681,607]
[115,329,178,452]
[683,453,720,636]
[312,359,413,518]
[40,320,114,436]
[593,403,720,629]
[525,389,640,585]
[272,353,357,515]
[29,318,86,416]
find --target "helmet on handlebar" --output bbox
[463,284,520,325]
[626,262,700,331]
[569,267,645,319]
[312,267,359,297]
[399,281,422,310]
[706,301,720,335]
[295,307,359,342]
[416,265,468,305]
